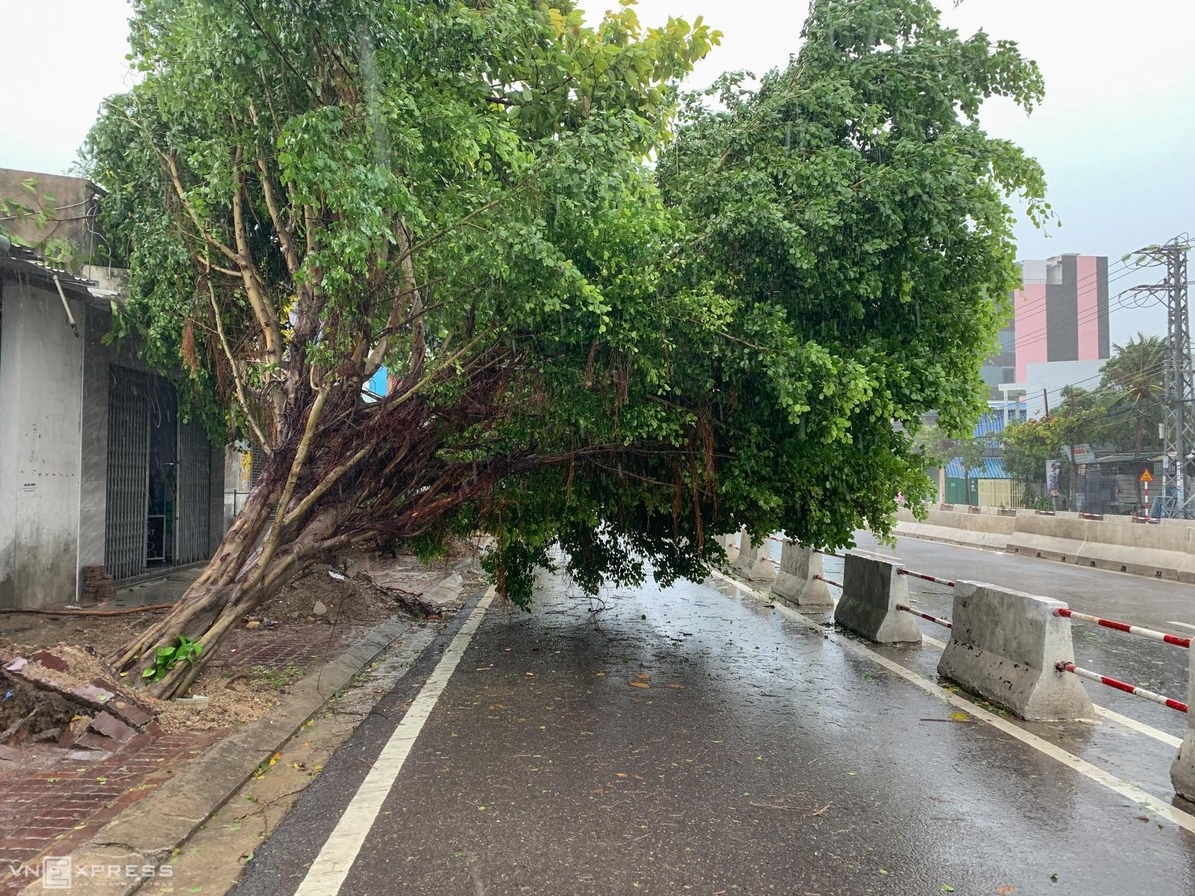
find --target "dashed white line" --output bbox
[1167,620,1195,633]
[293,589,495,896]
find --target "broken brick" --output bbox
[72,731,118,753]
[29,651,70,672]
[108,699,154,729]
[70,684,115,705]
[89,711,137,744]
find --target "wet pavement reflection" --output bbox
[328,566,1195,895]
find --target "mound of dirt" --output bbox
[0,546,483,742]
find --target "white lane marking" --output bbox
[1167,620,1195,633]
[294,589,495,896]
[1094,706,1184,748]
[708,570,1195,833]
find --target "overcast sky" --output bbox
[2,0,1190,340]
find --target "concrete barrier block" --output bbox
[1074,519,1188,580]
[718,533,740,566]
[1169,645,1195,802]
[834,553,921,645]
[733,532,776,583]
[938,582,1094,722]
[771,542,833,608]
[1006,512,1087,562]
[894,518,1011,552]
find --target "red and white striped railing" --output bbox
[1052,608,1190,649]
[1054,661,1188,714]
[896,604,953,629]
[898,569,956,588]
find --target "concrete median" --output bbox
[834,552,922,645]
[938,582,1094,722]
[894,507,1014,551]
[1075,518,1191,581]
[1005,511,1088,563]
[771,541,833,609]
[733,531,776,583]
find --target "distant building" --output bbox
[981,254,1111,413]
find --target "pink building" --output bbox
[982,254,1110,396]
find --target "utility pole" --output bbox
[1127,236,1194,517]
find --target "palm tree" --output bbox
[1100,333,1166,455]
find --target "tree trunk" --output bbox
[108,468,352,698]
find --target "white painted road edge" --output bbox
[708,569,1195,835]
[293,588,495,896]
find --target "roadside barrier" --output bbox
[720,534,1195,798]
[1050,609,1189,719]
[898,568,956,588]
[1054,662,1187,714]
[896,604,952,630]
[833,553,922,645]
[938,582,1094,721]
[733,531,776,583]
[1173,649,1195,801]
[1045,605,1195,801]
[1052,608,1190,649]
[718,533,740,565]
[771,541,834,609]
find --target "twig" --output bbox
[0,603,174,616]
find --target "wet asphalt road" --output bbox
[230,556,1195,896]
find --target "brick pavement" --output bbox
[0,624,366,895]
[0,727,228,896]
[216,623,369,672]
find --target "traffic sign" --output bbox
[1140,469,1154,483]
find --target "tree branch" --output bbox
[231,157,284,363]
[202,261,272,452]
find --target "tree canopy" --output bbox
[657,0,1047,543]
[84,0,1048,696]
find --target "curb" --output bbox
[18,575,466,896]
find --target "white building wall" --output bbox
[0,279,85,608]
[1022,359,1106,421]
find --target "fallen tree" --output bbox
[85,0,1048,698]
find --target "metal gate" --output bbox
[175,417,211,564]
[105,366,150,580]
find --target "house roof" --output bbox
[0,243,106,303]
[946,457,1011,479]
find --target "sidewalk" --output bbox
[0,553,475,895]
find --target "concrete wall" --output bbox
[0,277,86,608]
[0,169,104,267]
[897,506,1195,584]
[1,276,227,608]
